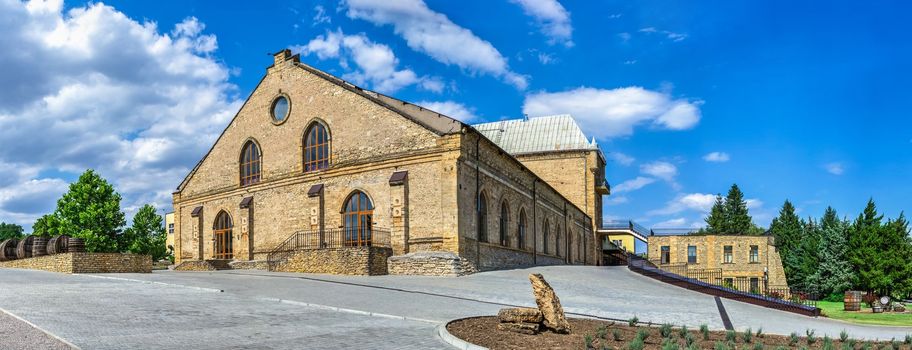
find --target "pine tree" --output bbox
[879,213,912,297]
[704,194,727,233]
[724,184,753,235]
[769,200,804,287]
[791,217,821,290]
[815,207,854,299]
[847,199,884,294]
[54,170,126,253]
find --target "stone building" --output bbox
[647,234,789,292]
[171,49,606,275]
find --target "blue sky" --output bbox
[0,0,910,233]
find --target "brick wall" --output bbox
[0,253,151,274]
[270,247,391,275]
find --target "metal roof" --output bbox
[472,114,598,155]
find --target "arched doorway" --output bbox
[213,211,233,259]
[342,191,373,246]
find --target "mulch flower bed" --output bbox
[447,316,904,350]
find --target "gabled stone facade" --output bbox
[172,50,598,274]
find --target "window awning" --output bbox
[307,184,324,197]
[239,196,253,209]
[190,206,203,217]
[389,171,408,185]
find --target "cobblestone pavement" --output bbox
[0,310,73,350]
[0,269,447,350]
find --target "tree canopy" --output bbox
[122,204,168,261]
[0,222,24,241]
[40,170,126,252]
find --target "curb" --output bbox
[77,274,225,293]
[436,319,488,350]
[0,307,82,350]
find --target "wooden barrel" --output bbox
[16,235,35,259]
[0,239,18,261]
[67,238,86,253]
[845,290,863,311]
[46,235,70,255]
[32,237,48,257]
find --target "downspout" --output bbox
[532,180,537,265]
[474,131,481,269]
[563,202,569,264]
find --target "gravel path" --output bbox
[0,310,73,350]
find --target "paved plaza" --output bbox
[1,266,910,349]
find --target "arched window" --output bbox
[303,122,330,172]
[517,209,527,250]
[240,140,261,186]
[499,201,509,246]
[542,219,550,254]
[477,192,488,242]
[213,211,233,259]
[342,191,373,246]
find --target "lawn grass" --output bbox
[818,301,912,326]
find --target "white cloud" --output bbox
[653,217,688,228]
[607,152,635,166]
[0,1,243,229]
[618,32,631,42]
[295,29,443,94]
[639,27,687,42]
[649,193,717,216]
[312,5,331,26]
[703,152,730,163]
[825,162,845,175]
[640,161,677,181]
[613,177,655,194]
[509,0,573,46]
[604,195,628,206]
[416,101,479,122]
[522,87,702,138]
[343,0,528,89]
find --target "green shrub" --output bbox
[742,328,753,343]
[629,316,639,327]
[752,343,764,350]
[905,334,912,345]
[840,330,849,342]
[628,338,645,350]
[596,326,607,340]
[860,342,872,350]
[823,335,834,350]
[684,333,696,347]
[613,329,623,341]
[636,329,650,342]
[714,341,730,350]
[679,325,689,338]
[789,332,800,346]
[756,327,764,338]
[585,334,594,349]
[842,344,853,350]
[701,324,710,340]
[807,329,817,345]
[726,330,737,342]
[847,338,857,349]
[686,343,700,350]
[662,338,680,350]
[661,324,674,338]
[891,338,901,350]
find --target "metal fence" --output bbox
[267,228,391,269]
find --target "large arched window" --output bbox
[213,211,233,259]
[303,122,330,172]
[517,209,527,250]
[542,219,550,254]
[499,201,510,246]
[240,140,261,186]
[342,191,373,246]
[477,192,488,242]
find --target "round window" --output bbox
[271,96,290,123]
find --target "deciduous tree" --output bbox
[54,170,126,252]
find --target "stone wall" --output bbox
[387,252,477,276]
[173,260,218,271]
[0,253,151,274]
[271,247,391,275]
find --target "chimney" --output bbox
[273,49,299,67]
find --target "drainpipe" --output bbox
[532,180,537,265]
[474,132,481,268]
[563,202,569,264]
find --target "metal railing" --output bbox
[266,228,391,269]
[628,255,820,316]
[602,220,651,238]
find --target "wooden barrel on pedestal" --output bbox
[845,290,862,311]
[16,235,35,259]
[47,235,70,255]
[32,237,48,257]
[67,238,86,253]
[0,239,18,261]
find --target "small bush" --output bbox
[807,329,817,345]
[613,329,623,341]
[661,324,674,338]
[596,326,607,340]
[701,324,710,340]
[726,330,737,343]
[905,334,912,345]
[684,333,696,347]
[847,339,857,349]
[686,343,700,350]
[679,325,689,338]
[823,335,834,350]
[789,332,800,346]
[840,330,850,342]
[629,316,639,327]
[756,327,764,338]
[636,329,650,342]
[585,334,594,349]
[891,338,901,350]
[628,338,645,350]
[841,343,853,350]
[743,328,753,343]
[752,343,764,350]
[714,341,730,350]
[662,338,680,350]
[860,342,872,350]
